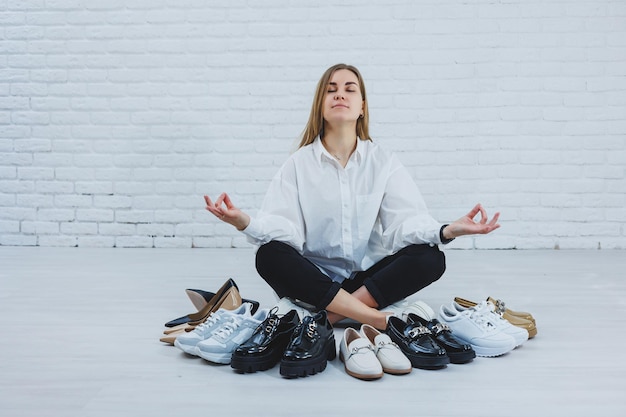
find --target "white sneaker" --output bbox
[195,307,270,364]
[174,303,252,355]
[438,302,516,357]
[453,301,529,347]
[339,327,383,380]
[401,300,436,321]
[360,324,412,375]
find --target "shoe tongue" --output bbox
[373,333,391,346]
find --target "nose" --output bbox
[334,92,344,100]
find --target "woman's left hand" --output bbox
[443,204,500,240]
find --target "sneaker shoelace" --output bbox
[193,311,223,335]
[464,306,496,331]
[213,315,244,341]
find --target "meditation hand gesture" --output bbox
[443,204,500,240]
[204,193,250,231]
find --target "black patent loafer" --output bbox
[279,310,336,378]
[231,309,300,373]
[386,316,449,369]
[406,313,476,364]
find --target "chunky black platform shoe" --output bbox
[231,309,300,373]
[279,310,336,378]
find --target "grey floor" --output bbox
[0,247,625,417]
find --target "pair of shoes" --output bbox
[386,315,449,369]
[339,325,412,380]
[279,310,336,378]
[164,278,260,328]
[399,301,476,364]
[455,296,537,338]
[194,304,270,364]
[159,283,245,345]
[230,307,301,373]
[438,300,526,357]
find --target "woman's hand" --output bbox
[443,204,500,240]
[204,193,250,231]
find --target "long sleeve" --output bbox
[241,158,305,251]
[378,154,443,252]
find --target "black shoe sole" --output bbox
[448,350,476,364]
[230,351,282,373]
[405,352,450,370]
[279,336,336,378]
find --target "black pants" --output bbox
[255,241,446,311]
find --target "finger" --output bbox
[214,193,226,209]
[466,203,481,219]
[223,193,235,209]
[489,212,500,226]
[478,205,488,224]
[204,195,213,207]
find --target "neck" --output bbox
[321,136,357,165]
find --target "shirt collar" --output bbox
[313,136,364,166]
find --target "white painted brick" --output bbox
[1,234,37,245]
[61,222,97,235]
[76,208,114,222]
[38,235,77,247]
[22,221,59,235]
[115,236,153,248]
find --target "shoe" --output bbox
[164,278,237,328]
[195,306,270,364]
[230,308,300,373]
[385,316,449,369]
[360,324,412,375]
[279,310,336,378]
[487,296,535,323]
[453,301,529,347]
[405,313,475,364]
[339,327,383,380]
[164,280,260,328]
[454,296,537,338]
[159,286,243,344]
[438,302,516,357]
[185,289,216,311]
[183,288,261,321]
[173,303,252,355]
[400,299,436,321]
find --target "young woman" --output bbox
[204,63,500,330]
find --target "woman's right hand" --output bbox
[204,193,250,231]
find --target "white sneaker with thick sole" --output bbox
[174,303,252,355]
[438,302,516,357]
[453,301,529,347]
[195,308,270,364]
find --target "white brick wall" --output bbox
[1,0,625,249]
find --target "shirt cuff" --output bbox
[439,224,455,244]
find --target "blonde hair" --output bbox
[298,63,371,148]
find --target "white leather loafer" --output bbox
[360,324,412,375]
[339,327,383,380]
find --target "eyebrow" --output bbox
[328,81,359,87]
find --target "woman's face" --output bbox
[323,69,364,126]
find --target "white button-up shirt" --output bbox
[243,137,444,283]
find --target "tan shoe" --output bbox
[454,297,537,339]
[487,297,535,324]
[160,286,243,344]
